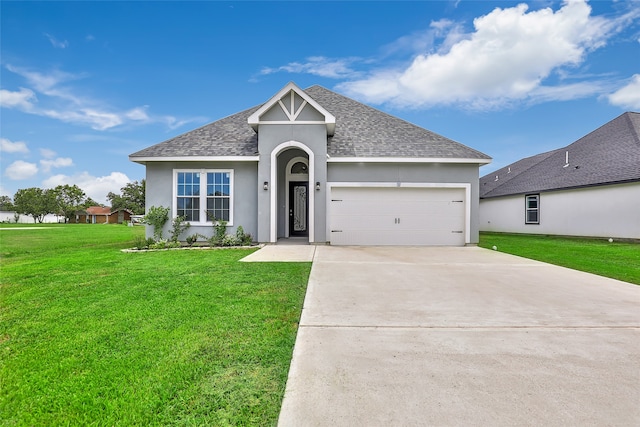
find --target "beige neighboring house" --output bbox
[479,112,640,239]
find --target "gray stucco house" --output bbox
[479,112,640,239]
[130,82,491,246]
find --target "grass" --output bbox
[479,232,640,285]
[0,224,311,426]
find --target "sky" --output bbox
[1,0,639,205]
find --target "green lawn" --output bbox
[479,232,640,285]
[0,224,311,426]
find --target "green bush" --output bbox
[236,226,253,246]
[143,206,169,240]
[208,220,228,246]
[186,234,201,246]
[170,216,190,242]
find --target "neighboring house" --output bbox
[129,82,491,246]
[71,207,133,224]
[479,112,640,239]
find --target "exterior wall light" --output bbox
[315,182,321,191]
[263,182,269,191]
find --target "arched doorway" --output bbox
[270,141,315,243]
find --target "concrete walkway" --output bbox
[277,246,640,426]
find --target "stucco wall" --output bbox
[479,182,640,239]
[327,163,482,244]
[145,161,258,241]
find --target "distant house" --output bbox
[71,207,133,224]
[129,82,491,246]
[479,112,640,239]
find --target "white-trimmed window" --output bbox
[525,194,539,224]
[174,170,233,224]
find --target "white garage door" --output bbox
[329,186,466,246]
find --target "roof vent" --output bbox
[494,175,499,181]
[563,150,570,168]
[507,167,511,173]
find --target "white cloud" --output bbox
[608,74,640,110]
[126,106,150,121]
[43,171,131,205]
[0,88,36,110]
[44,33,69,49]
[335,0,634,109]
[41,107,124,130]
[40,157,74,173]
[3,65,202,131]
[39,148,57,159]
[4,160,39,180]
[261,56,360,79]
[0,138,29,154]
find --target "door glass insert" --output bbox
[293,185,307,232]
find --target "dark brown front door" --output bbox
[289,181,308,237]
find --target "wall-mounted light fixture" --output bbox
[263,181,269,191]
[315,182,321,191]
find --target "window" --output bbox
[175,170,233,224]
[525,194,539,224]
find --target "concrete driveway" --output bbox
[277,246,640,427]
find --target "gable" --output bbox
[248,82,336,135]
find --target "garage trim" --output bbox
[327,182,471,245]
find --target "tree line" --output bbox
[0,180,145,223]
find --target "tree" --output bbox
[0,195,14,211]
[108,179,145,214]
[81,197,101,209]
[53,185,86,223]
[13,188,57,223]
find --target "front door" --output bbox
[289,181,309,237]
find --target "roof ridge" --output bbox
[305,85,491,159]
[622,112,640,147]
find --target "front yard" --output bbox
[0,224,311,426]
[479,232,640,285]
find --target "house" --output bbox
[479,112,640,239]
[71,207,133,224]
[129,82,491,246]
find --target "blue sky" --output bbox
[1,0,639,204]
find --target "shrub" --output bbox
[186,234,201,246]
[170,216,190,242]
[235,226,253,246]
[143,206,170,240]
[133,235,148,250]
[221,234,241,247]
[208,220,228,246]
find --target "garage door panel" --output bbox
[329,186,466,246]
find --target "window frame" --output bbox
[173,169,233,225]
[524,194,540,225]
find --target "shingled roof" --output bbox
[129,85,490,161]
[480,112,640,198]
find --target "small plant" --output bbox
[143,206,170,240]
[186,234,201,246]
[236,226,253,246]
[208,220,228,246]
[133,235,149,250]
[170,215,190,242]
[149,239,169,250]
[221,234,241,247]
[13,213,20,223]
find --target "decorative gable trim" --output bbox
[248,82,336,136]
